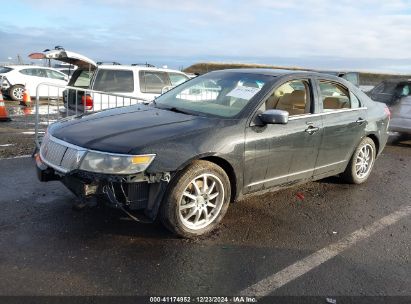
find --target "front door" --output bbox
[244,78,322,193]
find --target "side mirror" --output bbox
[258,109,289,124]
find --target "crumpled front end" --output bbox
[35,133,170,220]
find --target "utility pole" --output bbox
[17,54,24,65]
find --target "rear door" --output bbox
[314,79,367,178]
[244,77,323,193]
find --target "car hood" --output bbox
[49,105,215,154]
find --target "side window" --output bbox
[139,71,170,94]
[34,69,47,78]
[350,92,361,109]
[401,84,411,96]
[265,79,311,116]
[168,73,189,86]
[93,69,134,92]
[20,69,36,76]
[319,81,351,111]
[46,69,66,80]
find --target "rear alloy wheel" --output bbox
[160,160,231,238]
[342,137,376,184]
[9,85,24,101]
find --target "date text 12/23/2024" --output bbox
[149,296,257,303]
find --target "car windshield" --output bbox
[154,72,273,117]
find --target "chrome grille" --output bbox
[40,134,85,173]
[60,147,82,171]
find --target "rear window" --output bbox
[139,71,171,94]
[0,67,12,73]
[69,69,94,88]
[93,69,134,92]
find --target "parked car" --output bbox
[367,80,411,105]
[318,71,360,87]
[37,50,190,113]
[367,80,411,136]
[36,69,390,238]
[56,66,77,79]
[0,65,68,101]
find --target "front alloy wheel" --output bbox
[178,173,225,230]
[160,160,231,238]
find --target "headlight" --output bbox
[79,151,155,174]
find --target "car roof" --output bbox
[210,68,345,80]
[5,65,64,71]
[95,64,188,74]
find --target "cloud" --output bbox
[1,0,411,72]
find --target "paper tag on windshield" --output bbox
[226,86,260,100]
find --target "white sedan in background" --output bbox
[0,65,68,101]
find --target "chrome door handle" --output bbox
[305,125,319,134]
[356,118,366,124]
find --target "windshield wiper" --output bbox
[167,107,192,115]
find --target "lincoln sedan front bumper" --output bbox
[35,134,170,219]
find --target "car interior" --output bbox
[265,80,310,115]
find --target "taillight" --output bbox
[81,94,93,110]
[384,106,391,119]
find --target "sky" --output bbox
[1,0,411,73]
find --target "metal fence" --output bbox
[34,82,148,150]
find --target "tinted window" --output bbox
[0,67,13,73]
[35,69,47,78]
[168,73,189,86]
[264,80,311,116]
[319,81,351,111]
[46,69,66,80]
[93,69,134,92]
[139,71,171,94]
[20,68,37,76]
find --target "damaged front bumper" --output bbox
[35,153,170,220]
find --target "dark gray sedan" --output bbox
[36,69,390,238]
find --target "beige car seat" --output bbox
[276,90,306,115]
[323,97,349,109]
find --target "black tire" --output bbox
[9,85,24,101]
[341,137,376,184]
[160,160,231,238]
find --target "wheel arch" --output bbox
[199,156,237,203]
[366,133,380,155]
